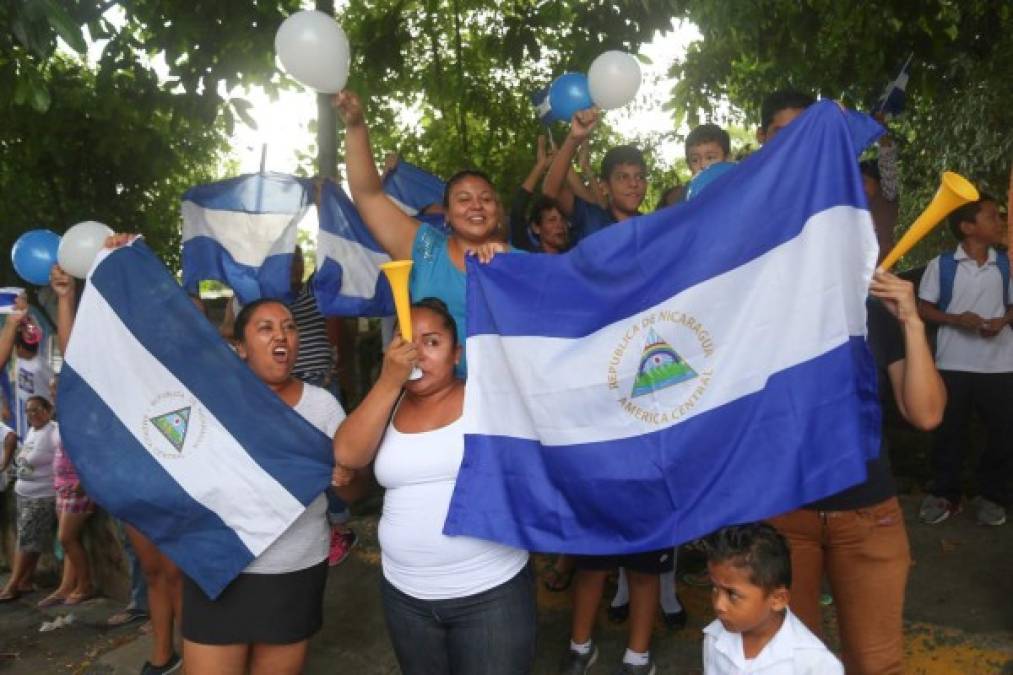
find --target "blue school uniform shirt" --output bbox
[570,196,617,243]
[410,223,525,378]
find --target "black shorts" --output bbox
[573,548,675,575]
[182,560,328,645]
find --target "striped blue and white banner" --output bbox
[0,288,23,314]
[445,101,885,553]
[313,180,395,317]
[181,172,312,305]
[382,160,445,217]
[60,241,333,598]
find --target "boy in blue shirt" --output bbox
[542,109,647,243]
[685,123,731,176]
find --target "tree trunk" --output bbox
[315,0,338,179]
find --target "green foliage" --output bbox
[337,0,681,214]
[0,58,229,283]
[665,0,1012,269]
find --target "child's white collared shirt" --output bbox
[702,608,843,674]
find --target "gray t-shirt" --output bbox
[244,383,345,574]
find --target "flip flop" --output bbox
[36,594,67,609]
[64,591,97,606]
[107,609,147,627]
[0,591,21,603]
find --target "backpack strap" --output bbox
[997,251,1010,307]
[938,249,1010,311]
[937,251,957,312]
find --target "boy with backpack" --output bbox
[917,195,1013,526]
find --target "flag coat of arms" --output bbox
[181,172,312,305]
[444,101,885,553]
[59,241,333,597]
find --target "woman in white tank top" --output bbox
[334,297,534,675]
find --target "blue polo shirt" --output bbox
[570,196,617,243]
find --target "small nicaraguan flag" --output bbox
[0,288,23,314]
[181,172,312,305]
[531,85,557,124]
[313,180,395,317]
[875,53,912,118]
[59,241,333,598]
[444,101,885,554]
[382,160,445,217]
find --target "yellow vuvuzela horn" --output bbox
[879,172,979,271]
[380,260,414,340]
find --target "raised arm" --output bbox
[0,293,27,368]
[872,271,945,430]
[49,265,76,355]
[333,335,417,471]
[543,109,598,216]
[565,165,601,208]
[332,91,419,261]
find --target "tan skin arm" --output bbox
[543,109,599,216]
[0,430,15,472]
[520,136,554,193]
[0,294,26,368]
[332,91,419,261]
[332,336,416,472]
[49,265,76,355]
[873,271,946,430]
[917,299,985,331]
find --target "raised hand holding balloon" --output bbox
[275,10,351,93]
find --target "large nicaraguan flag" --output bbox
[59,241,333,597]
[444,101,884,553]
[181,172,312,305]
[313,180,395,317]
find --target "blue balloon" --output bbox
[686,162,736,201]
[11,229,61,285]
[549,72,593,124]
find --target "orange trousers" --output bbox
[768,497,910,675]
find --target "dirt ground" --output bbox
[1,494,1011,674]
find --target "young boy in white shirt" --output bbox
[916,195,1013,526]
[702,523,842,674]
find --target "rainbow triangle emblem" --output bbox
[150,406,191,452]
[631,328,697,398]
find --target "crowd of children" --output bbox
[0,84,1008,675]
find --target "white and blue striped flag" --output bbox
[0,288,23,314]
[59,241,333,598]
[181,172,312,305]
[445,101,886,553]
[382,160,446,224]
[313,180,395,317]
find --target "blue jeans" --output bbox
[380,565,536,675]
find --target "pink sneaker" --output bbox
[328,528,358,567]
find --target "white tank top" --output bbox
[374,413,528,600]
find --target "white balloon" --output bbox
[588,51,642,110]
[58,220,114,278]
[275,10,351,93]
